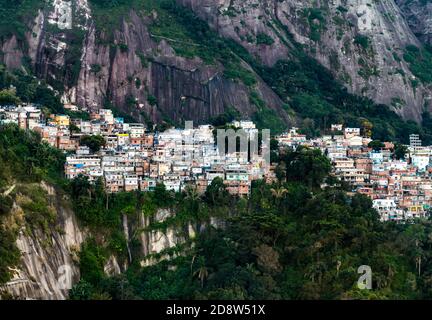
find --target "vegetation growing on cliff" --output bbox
[258,58,429,143]
[404,45,432,84]
[0,65,65,115]
[0,0,44,39]
[126,1,432,143]
[2,1,426,139]
[222,37,432,143]
[150,2,429,140]
[0,124,66,286]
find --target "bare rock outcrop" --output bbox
[178,0,432,121]
[1,184,85,300]
[1,0,431,123]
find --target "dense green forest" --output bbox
[0,0,45,39]
[0,65,64,114]
[0,64,92,120]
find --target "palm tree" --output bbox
[270,186,288,199]
[270,186,288,209]
[246,263,259,276]
[414,238,424,277]
[184,185,200,202]
[336,260,342,277]
[184,185,202,230]
[193,257,209,288]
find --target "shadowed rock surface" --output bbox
[396,0,432,46]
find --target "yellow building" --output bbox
[54,115,70,127]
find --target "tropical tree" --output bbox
[270,185,288,209]
[193,257,209,288]
[270,186,288,200]
[282,147,331,188]
[204,177,229,206]
[393,143,408,160]
[80,135,106,153]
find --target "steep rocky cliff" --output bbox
[0,184,198,300]
[75,10,287,126]
[178,0,432,122]
[396,0,432,45]
[0,183,85,300]
[1,0,431,123]
[0,0,290,128]
[138,208,195,267]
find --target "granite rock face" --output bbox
[75,11,288,125]
[396,0,432,46]
[0,184,85,300]
[0,187,194,299]
[1,0,432,123]
[178,0,432,122]
[0,0,290,126]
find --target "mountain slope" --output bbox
[179,0,432,122]
[1,0,432,131]
[396,0,432,45]
[0,0,291,131]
